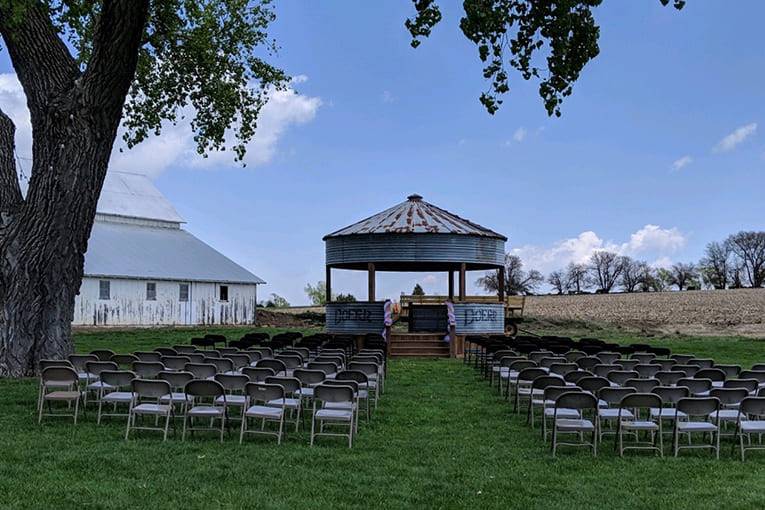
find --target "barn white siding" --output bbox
[73,277,258,326]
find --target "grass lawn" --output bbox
[1,327,764,509]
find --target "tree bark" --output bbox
[0,1,149,376]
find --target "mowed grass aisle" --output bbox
[1,334,765,508]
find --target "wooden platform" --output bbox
[389,332,450,358]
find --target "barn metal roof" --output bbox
[84,220,265,285]
[97,171,185,223]
[323,194,507,240]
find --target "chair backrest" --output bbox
[564,370,591,384]
[158,370,193,389]
[276,354,303,370]
[516,368,548,384]
[224,354,251,370]
[172,345,198,355]
[134,351,162,362]
[184,363,217,380]
[241,351,262,364]
[508,360,537,371]
[549,363,578,376]
[206,357,234,374]
[335,370,369,386]
[245,382,285,404]
[293,368,326,387]
[564,351,586,362]
[39,359,73,371]
[723,378,759,393]
[670,354,694,364]
[131,361,164,379]
[493,349,517,361]
[740,370,765,383]
[599,386,636,406]
[607,370,639,386]
[555,391,597,411]
[214,373,249,392]
[67,354,98,372]
[86,360,119,377]
[594,364,621,378]
[578,376,611,395]
[635,364,661,378]
[528,351,552,363]
[531,375,565,391]
[110,354,139,366]
[715,364,741,378]
[677,378,712,394]
[652,385,689,405]
[653,359,676,371]
[620,392,661,411]
[257,359,287,375]
[346,362,376,377]
[625,378,659,393]
[710,388,748,406]
[631,352,656,364]
[539,357,566,369]
[132,379,171,399]
[752,363,765,372]
[695,368,726,382]
[161,356,191,371]
[264,376,301,394]
[242,366,276,382]
[324,379,361,394]
[616,359,639,371]
[499,356,525,367]
[218,347,238,356]
[314,383,354,404]
[90,349,116,361]
[656,371,684,386]
[100,370,136,388]
[671,364,699,377]
[740,397,765,417]
[154,347,178,357]
[597,352,620,364]
[544,385,577,402]
[185,379,225,398]
[576,357,601,371]
[676,397,719,417]
[688,358,714,369]
[41,366,78,385]
[249,347,273,359]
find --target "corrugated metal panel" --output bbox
[97,171,185,223]
[326,234,505,266]
[454,303,505,334]
[326,302,385,333]
[324,194,507,240]
[84,220,265,285]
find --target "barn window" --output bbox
[146,282,157,301]
[179,283,189,302]
[219,285,229,301]
[99,280,110,300]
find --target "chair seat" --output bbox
[296,388,314,398]
[132,403,171,415]
[544,407,580,419]
[710,410,743,421]
[160,392,192,404]
[187,405,224,417]
[555,418,595,432]
[245,405,284,419]
[268,398,300,409]
[677,421,717,433]
[599,408,634,420]
[741,421,765,433]
[102,391,135,403]
[44,390,81,401]
[324,401,355,411]
[78,372,97,381]
[87,381,114,390]
[621,420,659,431]
[650,408,687,420]
[216,395,247,406]
[315,408,353,421]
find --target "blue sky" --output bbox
[2,2,764,304]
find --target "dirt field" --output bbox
[524,288,765,337]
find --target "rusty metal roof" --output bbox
[323,194,507,240]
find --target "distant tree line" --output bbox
[478,231,765,296]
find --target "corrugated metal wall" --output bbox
[73,278,257,326]
[326,302,386,333]
[453,303,504,334]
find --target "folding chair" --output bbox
[158,371,194,411]
[617,393,663,457]
[653,359,676,371]
[650,386,689,433]
[527,375,565,428]
[160,356,191,372]
[594,364,621,378]
[677,377,712,397]
[616,359,640,371]
[214,373,250,422]
[631,353,656,364]
[154,347,178,357]
[37,366,82,424]
[185,363,217,380]
[68,354,98,384]
[241,382,287,444]
[656,371,684,386]
[734,397,765,461]
[265,376,302,431]
[564,351,586,363]
[97,370,136,424]
[311,384,356,448]
[125,379,173,441]
[134,351,162,362]
[85,361,119,406]
[513,368,548,413]
[172,345,198,355]
[688,358,715,369]
[182,380,227,442]
[578,376,611,408]
[493,355,524,391]
[724,378,759,395]
[503,360,537,399]
[625,378,659,394]
[576,357,601,372]
[257,359,287,376]
[673,397,721,458]
[132,361,165,379]
[597,352,620,364]
[347,362,380,408]
[598,387,636,442]
[549,363,578,378]
[242,366,276,382]
[551,392,599,457]
[672,364,699,377]
[607,370,638,387]
[276,354,303,377]
[670,354,694,364]
[710,388,748,436]
[716,364,742,379]
[90,349,116,361]
[564,370,591,386]
[635,364,661,379]
[541,386,581,440]
[224,354,251,373]
[336,370,371,422]
[206,357,235,375]
[110,354,139,369]
[696,369,726,389]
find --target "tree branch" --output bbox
[0,109,21,215]
[83,0,150,118]
[0,2,79,115]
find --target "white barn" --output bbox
[73,171,265,326]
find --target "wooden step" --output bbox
[389,340,448,349]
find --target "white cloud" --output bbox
[671,155,692,171]
[513,225,687,274]
[713,122,757,153]
[512,127,527,142]
[381,90,396,104]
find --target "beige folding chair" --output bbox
[182,379,227,442]
[710,388,748,436]
[597,387,636,442]
[617,393,663,457]
[132,361,165,379]
[185,363,217,380]
[650,386,689,433]
[134,351,162,363]
[673,397,721,458]
[551,392,599,457]
[215,373,250,421]
[734,397,765,461]
[542,386,581,440]
[125,379,173,441]
[37,366,82,424]
[85,361,118,407]
[347,362,379,408]
[625,378,659,394]
[311,384,356,448]
[512,367,548,413]
[160,356,192,372]
[97,370,136,424]
[336,370,371,423]
[527,375,565,428]
[90,349,116,361]
[240,382,287,444]
[265,376,302,432]
[242,366,276,382]
[158,371,194,412]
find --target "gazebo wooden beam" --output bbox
[498,265,505,302]
[368,262,376,301]
[448,270,454,300]
[325,265,332,303]
[459,263,466,301]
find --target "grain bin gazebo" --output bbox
[323,194,509,356]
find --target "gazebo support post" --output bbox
[367,262,376,301]
[325,265,332,303]
[458,263,466,301]
[498,266,505,302]
[448,270,454,300]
